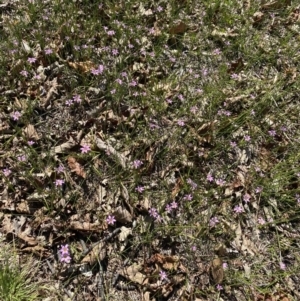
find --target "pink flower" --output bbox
[207,174,214,182]
[55,179,64,186]
[243,193,251,203]
[3,168,11,177]
[106,215,116,225]
[11,111,22,120]
[73,95,82,103]
[133,160,143,169]
[159,270,168,281]
[80,144,91,154]
[177,120,185,126]
[27,57,37,63]
[279,262,286,270]
[209,216,219,227]
[233,205,244,214]
[244,135,251,142]
[136,186,145,193]
[44,48,53,55]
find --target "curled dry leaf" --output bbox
[22,124,40,140]
[210,258,224,284]
[53,136,76,154]
[67,156,86,178]
[120,263,147,285]
[113,206,132,223]
[81,241,106,265]
[169,21,187,34]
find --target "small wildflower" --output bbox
[56,165,65,173]
[129,80,137,87]
[11,111,22,121]
[106,215,116,225]
[209,216,219,227]
[190,106,198,114]
[243,193,251,203]
[157,6,163,12]
[233,205,244,214]
[112,49,119,56]
[73,95,82,103]
[65,99,73,106]
[268,130,276,137]
[187,178,197,190]
[27,57,37,63]
[107,30,115,36]
[230,141,237,147]
[17,155,26,162]
[255,187,263,194]
[257,217,265,225]
[165,204,172,213]
[80,144,91,154]
[44,48,53,54]
[20,70,28,77]
[59,244,71,263]
[215,178,226,186]
[170,201,178,209]
[159,270,168,281]
[231,73,239,79]
[191,245,197,251]
[177,119,185,126]
[207,174,214,182]
[279,262,286,270]
[136,185,145,193]
[222,262,228,269]
[149,208,158,218]
[3,168,11,177]
[133,160,143,169]
[55,179,64,187]
[183,194,193,201]
[28,140,35,146]
[216,284,223,291]
[244,135,251,142]
[251,110,255,116]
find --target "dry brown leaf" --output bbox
[261,0,291,10]
[210,258,224,284]
[69,221,103,232]
[118,226,132,241]
[67,156,86,178]
[169,21,187,34]
[22,124,40,140]
[120,263,147,285]
[53,137,76,153]
[81,241,106,265]
[113,206,132,223]
[67,61,95,73]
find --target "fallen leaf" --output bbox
[210,258,224,284]
[81,241,106,265]
[67,156,86,178]
[118,226,132,241]
[53,136,76,154]
[68,61,95,73]
[169,21,187,34]
[121,263,147,285]
[113,206,132,223]
[22,124,40,140]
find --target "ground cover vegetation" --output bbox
[0,0,300,300]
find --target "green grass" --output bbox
[1,0,300,300]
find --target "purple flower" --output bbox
[107,30,115,36]
[233,205,244,214]
[190,106,198,114]
[44,48,53,55]
[191,245,197,251]
[255,187,263,194]
[112,49,119,56]
[209,216,219,227]
[17,155,26,162]
[177,119,185,126]
[73,95,82,103]
[243,193,251,203]
[183,194,193,201]
[170,201,178,209]
[268,130,276,137]
[136,186,145,193]
[279,262,286,270]
[80,144,91,154]
[159,270,168,281]
[215,178,226,186]
[28,140,35,146]
[165,204,172,213]
[230,141,237,147]
[3,168,11,177]
[55,179,64,187]
[27,57,37,63]
[149,208,158,218]
[133,160,143,169]
[244,135,251,142]
[106,215,116,225]
[59,244,71,263]
[20,70,28,77]
[257,217,265,225]
[56,165,65,173]
[216,284,223,291]
[11,111,22,121]
[65,99,73,106]
[207,174,214,182]
[222,262,228,269]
